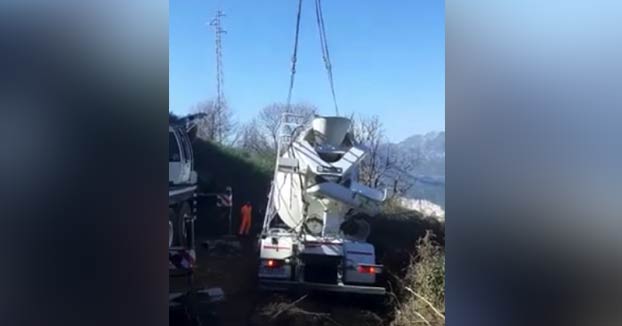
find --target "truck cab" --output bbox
[169,126,197,186]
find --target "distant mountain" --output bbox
[399,131,445,157]
[395,131,445,176]
[384,131,445,207]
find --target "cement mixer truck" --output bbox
[258,114,387,295]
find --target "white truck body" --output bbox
[169,116,204,273]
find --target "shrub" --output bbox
[392,231,445,326]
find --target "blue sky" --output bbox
[170,0,444,142]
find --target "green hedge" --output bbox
[191,139,273,236]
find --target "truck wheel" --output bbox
[169,208,179,246]
[169,219,173,248]
[170,203,191,246]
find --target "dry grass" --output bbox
[391,231,445,326]
[253,294,383,326]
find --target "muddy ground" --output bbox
[171,211,444,326]
[171,236,390,326]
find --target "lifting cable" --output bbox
[286,0,340,116]
[286,0,304,112]
[314,0,340,116]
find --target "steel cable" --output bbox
[286,0,304,111]
[314,0,340,116]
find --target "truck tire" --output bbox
[169,208,179,246]
[169,219,173,248]
[170,203,191,246]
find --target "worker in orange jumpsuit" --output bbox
[238,201,252,236]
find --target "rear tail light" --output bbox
[357,265,378,274]
[264,259,284,268]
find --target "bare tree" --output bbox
[385,145,422,199]
[352,115,388,188]
[351,114,418,197]
[193,99,234,144]
[259,103,317,150]
[238,118,271,154]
